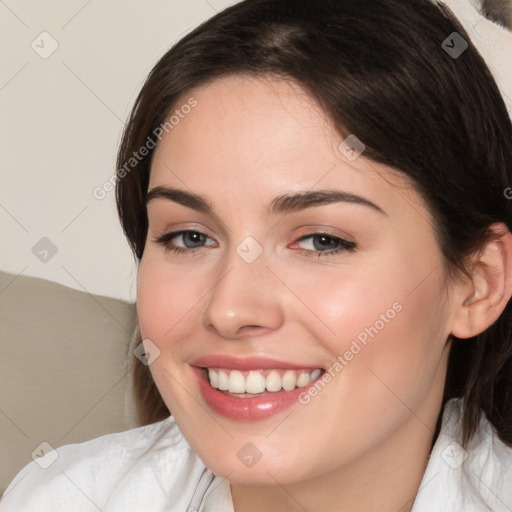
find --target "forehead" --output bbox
[151,75,336,176]
[148,75,421,216]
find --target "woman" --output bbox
[2,0,511,510]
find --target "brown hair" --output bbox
[117,0,512,446]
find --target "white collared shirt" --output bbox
[1,399,511,511]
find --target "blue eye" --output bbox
[153,230,356,257]
[294,233,356,258]
[153,230,215,254]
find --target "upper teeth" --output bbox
[207,368,322,394]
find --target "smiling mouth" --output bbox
[204,367,325,397]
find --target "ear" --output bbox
[450,223,512,339]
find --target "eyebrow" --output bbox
[146,186,387,217]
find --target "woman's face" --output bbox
[137,75,458,484]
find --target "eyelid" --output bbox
[146,206,232,237]
[293,225,355,243]
[151,221,216,238]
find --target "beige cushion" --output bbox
[0,271,139,494]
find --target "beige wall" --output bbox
[0,0,236,302]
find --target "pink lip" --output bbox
[190,356,324,421]
[190,354,320,371]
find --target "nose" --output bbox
[201,247,284,340]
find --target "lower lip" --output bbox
[192,367,318,421]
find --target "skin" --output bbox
[136,75,512,511]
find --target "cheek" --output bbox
[136,255,205,413]
[278,261,409,355]
[281,261,450,459]
[137,254,200,343]
[293,253,450,388]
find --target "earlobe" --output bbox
[450,223,512,339]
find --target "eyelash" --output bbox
[153,230,356,258]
